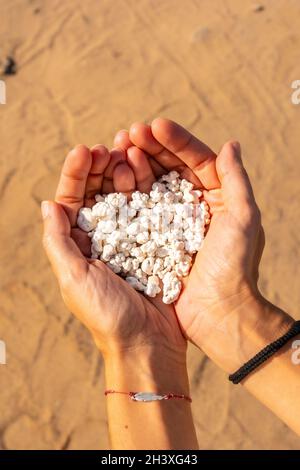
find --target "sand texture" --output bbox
[0,0,300,449]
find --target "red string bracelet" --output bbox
[104,390,192,403]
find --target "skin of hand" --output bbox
[114,119,294,371]
[41,143,198,449]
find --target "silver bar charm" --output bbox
[131,392,166,402]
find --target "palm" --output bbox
[75,260,183,349]
[176,210,258,336]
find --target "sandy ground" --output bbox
[0,0,300,450]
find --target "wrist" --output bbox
[103,345,190,397]
[103,345,198,450]
[199,292,294,373]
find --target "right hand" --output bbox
[115,119,290,371]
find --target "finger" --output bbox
[102,148,126,193]
[130,121,180,169]
[216,141,257,216]
[130,122,167,154]
[148,158,166,178]
[129,122,166,178]
[113,162,136,197]
[202,188,224,214]
[114,128,159,185]
[55,145,92,226]
[85,145,110,206]
[151,118,220,189]
[42,201,87,285]
[115,126,166,178]
[127,146,155,193]
[130,121,201,187]
[113,129,132,150]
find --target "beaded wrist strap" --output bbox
[229,320,300,384]
[104,390,192,403]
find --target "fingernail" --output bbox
[41,201,50,219]
[231,141,241,155]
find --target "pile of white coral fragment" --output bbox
[77,171,210,304]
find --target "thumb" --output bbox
[216,141,257,214]
[41,201,86,285]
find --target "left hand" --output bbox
[42,144,186,362]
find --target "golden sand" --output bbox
[0,0,299,449]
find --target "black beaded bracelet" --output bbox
[229,320,300,384]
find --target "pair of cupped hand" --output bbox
[42,118,263,368]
